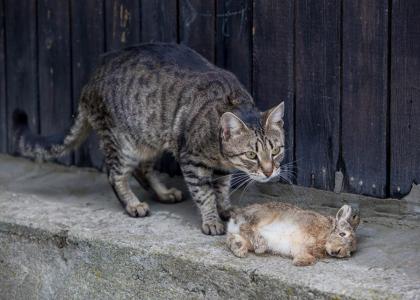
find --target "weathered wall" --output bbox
[0,0,419,198]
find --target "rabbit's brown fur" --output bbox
[226,202,360,266]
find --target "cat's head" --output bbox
[220,102,285,182]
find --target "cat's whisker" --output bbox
[230,175,249,186]
[239,179,254,203]
[229,177,251,197]
[212,171,244,182]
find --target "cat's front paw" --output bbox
[218,206,233,221]
[201,219,225,235]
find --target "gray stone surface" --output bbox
[0,154,419,299]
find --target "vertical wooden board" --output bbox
[252,0,294,170]
[37,0,73,165]
[342,0,389,197]
[390,0,420,197]
[105,0,140,51]
[140,0,177,43]
[71,0,105,169]
[0,0,6,153]
[216,0,252,90]
[295,0,340,190]
[179,0,215,62]
[5,0,39,153]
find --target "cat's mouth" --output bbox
[248,173,277,183]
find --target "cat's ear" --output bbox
[264,102,284,130]
[220,112,248,140]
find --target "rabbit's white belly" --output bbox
[227,217,245,234]
[258,221,300,256]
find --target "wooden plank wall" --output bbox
[252,0,294,170]
[0,0,6,153]
[38,0,73,165]
[0,0,419,199]
[71,0,105,169]
[342,0,389,197]
[390,0,420,196]
[179,0,215,62]
[4,0,39,153]
[295,0,340,191]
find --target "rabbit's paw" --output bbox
[227,234,249,258]
[253,234,268,254]
[292,254,316,266]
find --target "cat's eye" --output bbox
[339,232,346,237]
[271,146,281,156]
[245,151,257,160]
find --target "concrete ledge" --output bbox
[0,155,419,299]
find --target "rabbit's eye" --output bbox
[339,232,346,237]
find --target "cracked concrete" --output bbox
[0,154,419,299]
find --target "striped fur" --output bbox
[13,43,286,235]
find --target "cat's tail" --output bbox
[13,108,91,161]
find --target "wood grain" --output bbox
[37,0,73,165]
[341,0,389,197]
[72,0,105,169]
[179,0,215,62]
[0,0,6,152]
[105,0,140,51]
[390,0,420,197]
[295,0,340,190]
[5,0,39,153]
[141,0,178,43]
[253,0,295,173]
[216,0,252,90]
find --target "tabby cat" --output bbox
[13,43,285,235]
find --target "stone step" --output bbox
[0,154,419,299]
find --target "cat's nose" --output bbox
[262,168,273,178]
[261,161,273,177]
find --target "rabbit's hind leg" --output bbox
[239,223,268,254]
[292,251,316,266]
[252,233,268,255]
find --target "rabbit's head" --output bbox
[325,205,360,258]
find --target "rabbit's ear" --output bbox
[336,205,352,222]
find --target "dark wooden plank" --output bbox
[71,0,105,169]
[342,0,389,197]
[252,0,294,172]
[140,0,177,43]
[37,0,73,165]
[179,0,215,62]
[105,0,140,51]
[5,0,39,153]
[295,0,340,190]
[0,0,6,153]
[216,0,252,90]
[390,0,420,197]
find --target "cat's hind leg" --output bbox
[104,140,150,217]
[134,160,183,203]
[132,159,182,203]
